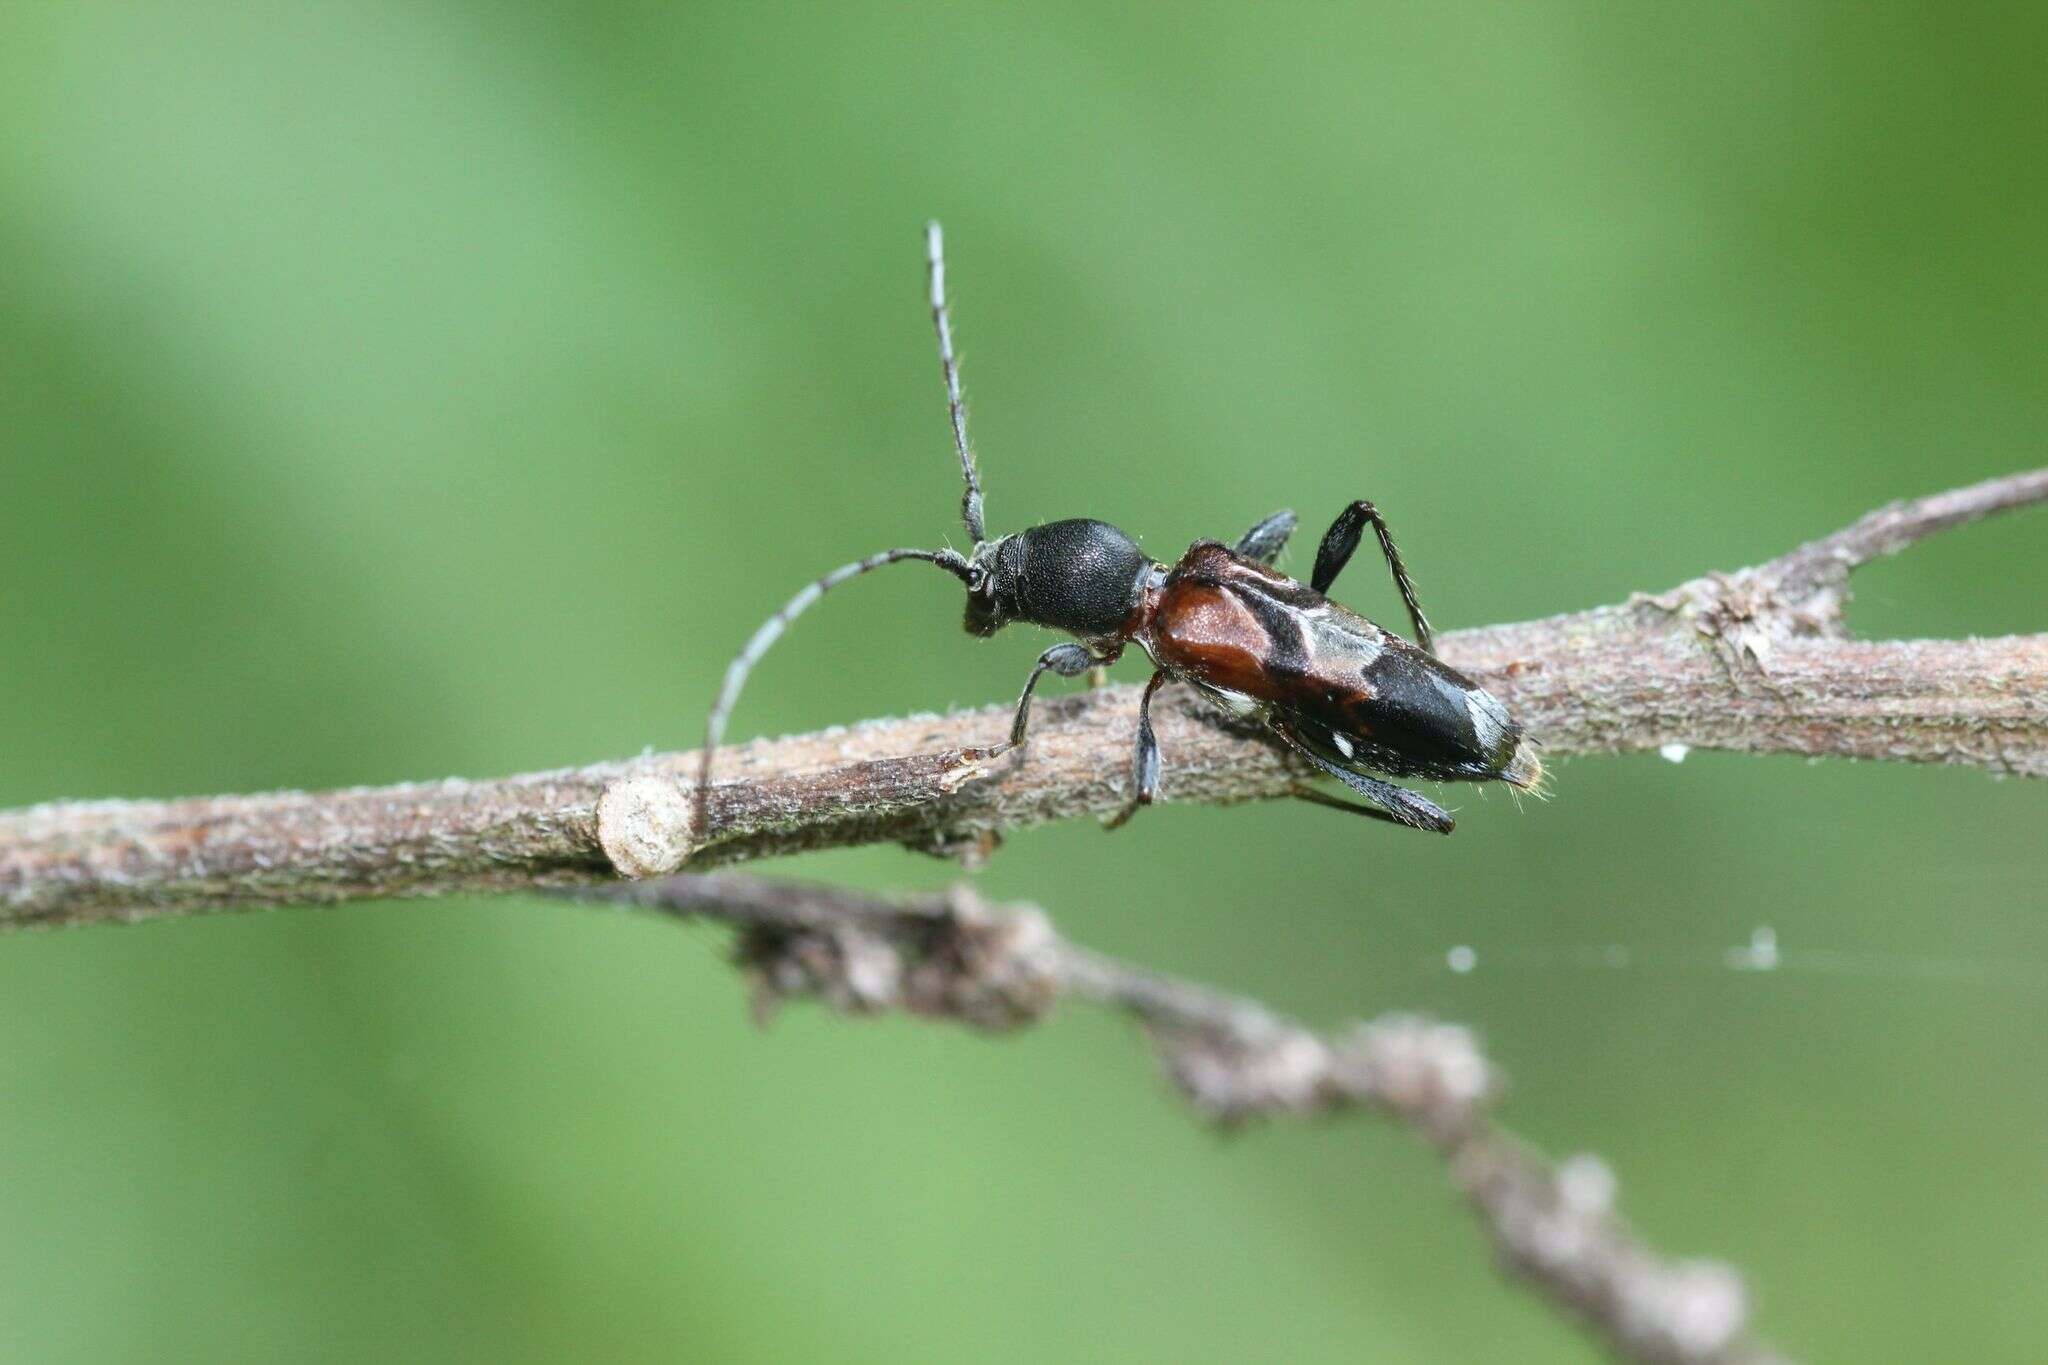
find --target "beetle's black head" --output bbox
[964,518,1152,640]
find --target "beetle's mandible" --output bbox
[696,223,1544,836]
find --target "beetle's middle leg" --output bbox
[1233,509,1298,567]
[1311,499,1434,653]
[1102,670,1169,831]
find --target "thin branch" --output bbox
[5,469,2047,927]
[560,872,1793,1365]
[1771,466,2048,607]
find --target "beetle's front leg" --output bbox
[966,642,1111,762]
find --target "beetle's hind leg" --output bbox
[1233,509,1298,567]
[1272,718,1454,834]
[1311,500,1434,653]
[1288,783,1422,827]
[1296,760,1453,835]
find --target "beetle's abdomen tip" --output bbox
[1502,743,1548,796]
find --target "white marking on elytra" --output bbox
[1303,605,1383,667]
[1331,732,1355,759]
[1198,683,1263,719]
[1463,687,1511,755]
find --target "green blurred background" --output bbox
[4,5,2045,1361]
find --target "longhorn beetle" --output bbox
[696,223,1543,836]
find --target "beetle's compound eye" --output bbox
[962,547,1006,636]
[963,587,1003,636]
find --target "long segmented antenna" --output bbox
[926,221,986,544]
[695,547,973,836]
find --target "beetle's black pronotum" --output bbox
[696,223,1543,836]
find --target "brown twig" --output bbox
[4,469,2046,927]
[560,872,1793,1365]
